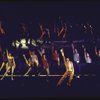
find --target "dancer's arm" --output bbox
[23,54,29,65]
[60,48,66,63]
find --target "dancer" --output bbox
[71,43,80,78]
[39,24,50,41]
[23,54,32,76]
[37,45,45,57]
[52,45,60,67]
[0,51,7,72]
[1,49,16,80]
[57,48,74,87]
[82,45,92,63]
[41,54,50,76]
[51,44,60,74]
[58,23,67,40]
[23,50,39,76]
[0,21,5,34]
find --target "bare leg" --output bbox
[58,61,60,66]
[57,72,68,86]
[67,71,74,87]
[24,67,32,76]
[11,65,16,80]
[0,62,5,71]
[45,68,50,82]
[1,66,11,80]
[5,63,9,76]
[46,67,50,76]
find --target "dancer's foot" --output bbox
[11,77,14,80]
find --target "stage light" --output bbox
[12,42,15,47]
[15,40,20,48]
[27,39,31,44]
[20,38,28,49]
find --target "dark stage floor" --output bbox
[0,75,100,98]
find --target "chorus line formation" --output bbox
[0,17,100,87]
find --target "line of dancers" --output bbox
[0,43,100,87]
[0,18,94,42]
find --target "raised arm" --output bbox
[71,43,75,53]
[84,48,87,59]
[37,49,42,57]
[23,54,29,65]
[82,45,87,59]
[6,49,9,58]
[60,48,66,63]
[39,24,46,40]
[40,31,45,40]
[39,24,43,31]
[95,46,98,55]
[58,53,60,66]
[46,28,50,38]
[58,26,64,37]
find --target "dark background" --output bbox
[0,1,100,36]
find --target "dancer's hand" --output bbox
[60,48,64,57]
